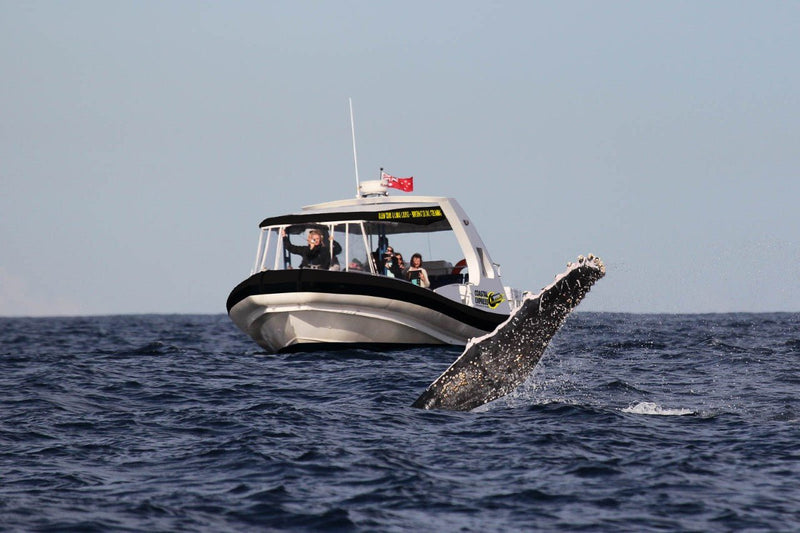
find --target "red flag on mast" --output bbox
[381,171,414,192]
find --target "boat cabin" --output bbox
[248,195,522,313]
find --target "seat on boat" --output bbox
[422,260,453,277]
[429,273,467,290]
[422,260,465,290]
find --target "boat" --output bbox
[226,177,528,352]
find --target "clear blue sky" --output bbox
[1,1,798,315]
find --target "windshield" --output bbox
[250,218,468,288]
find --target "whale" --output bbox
[412,255,605,411]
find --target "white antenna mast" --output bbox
[349,98,361,198]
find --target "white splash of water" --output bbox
[622,401,695,416]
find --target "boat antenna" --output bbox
[349,98,361,198]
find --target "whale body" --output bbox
[412,255,605,411]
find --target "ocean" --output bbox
[1,313,798,532]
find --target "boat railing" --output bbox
[504,286,527,311]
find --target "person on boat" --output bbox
[405,253,431,288]
[348,258,365,271]
[394,252,407,277]
[372,239,403,277]
[381,245,404,278]
[282,229,339,269]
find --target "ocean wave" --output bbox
[2,313,799,532]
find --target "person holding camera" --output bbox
[282,228,339,269]
[381,245,403,278]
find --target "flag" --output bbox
[381,171,414,192]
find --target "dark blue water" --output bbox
[1,313,798,532]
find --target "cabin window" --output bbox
[252,227,281,273]
[329,222,372,273]
[361,220,465,286]
[278,225,335,270]
[257,215,467,288]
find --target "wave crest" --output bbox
[622,401,695,416]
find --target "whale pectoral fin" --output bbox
[412,255,606,411]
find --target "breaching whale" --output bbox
[412,254,605,411]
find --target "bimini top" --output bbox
[259,195,455,232]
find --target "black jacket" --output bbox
[284,237,334,269]
[378,251,403,278]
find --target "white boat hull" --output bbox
[229,291,491,352]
